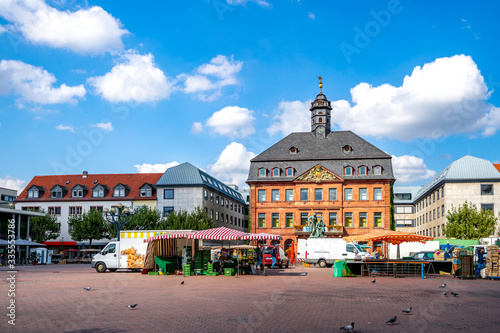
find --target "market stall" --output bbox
[143,231,196,274]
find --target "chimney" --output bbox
[82,171,88,178]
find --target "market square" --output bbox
[1,264,500,332]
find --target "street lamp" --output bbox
[104,203,133,241]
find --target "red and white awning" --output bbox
[239,233,283,241]
[187,227,247,240]
[144,231,195,243]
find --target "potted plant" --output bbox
[294,225,304,231]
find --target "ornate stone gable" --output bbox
[295,165,342,183]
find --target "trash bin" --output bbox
[333,260,344,277]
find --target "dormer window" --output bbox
[92,184,106,198]
[113,184,127,197]
[272,168,280,177]
[286,167,294,177]
[373,165,382,175]
[289,147,298,154]
[258,168,267,177]
[71,185,85,198]
[358,166,367,176]
[140,184,153,197]
[342,145,352,154]
[344,166,354,176]
[50,185,67,198]
[27,186,40,199]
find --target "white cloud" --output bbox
[0,25,6,34]
[191,122,203,134]
[0,0,128,54]
[331,55,500,141]
[0,60,86,106]
[226,0,270,7]
[267,100,311,136]
[308,12,315,20]
[91,122,113,131]
[181,55,242,101]
[208,142,256,188]
[88,51,175,103]
[56,124,75,132]
[205,106,255,138]
[134,161,179,173]
[392,155,436,184]
[0,175,26,193]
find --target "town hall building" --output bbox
[246,80,395,252]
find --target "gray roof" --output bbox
[247,131,394,182]
[394,186,422,204]
[414,155,500,201]
[156,162,245,203]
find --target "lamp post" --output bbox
[104,203,133,241]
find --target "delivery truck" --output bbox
[91,230,191,273]
[297,238,372,268]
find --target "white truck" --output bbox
[91,230,189,273]
[297,238,372,268]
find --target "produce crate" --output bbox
[224,268,235,276]
[148,272,159,275]
[206,271,218,276]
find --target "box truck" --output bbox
[297,238,372,267]
[91,230,190,273]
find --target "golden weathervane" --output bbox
[318,76,323,92]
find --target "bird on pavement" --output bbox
[371,278,376,283]
[402,307,412,314]
[340,322,354,332]
[386,316,397,324]
[443,292,448,296]
[451,292,459,297]
[439,283,446,288]
[83,287,92,291]
[181,281,185,285]
[127,304,138,309]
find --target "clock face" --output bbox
[317,126,325,134]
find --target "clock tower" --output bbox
[310,76,332,138]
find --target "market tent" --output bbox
[240,233,283,241]
[144,231,196,243]
[344,229,433,245]
[187,227,247,240]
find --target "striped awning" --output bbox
[144,231,195,243]
[187,227,247,240]
[240,233,283,241]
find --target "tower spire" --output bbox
[318,76,323,93]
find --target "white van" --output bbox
[297,238,372,267]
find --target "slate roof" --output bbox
[156,162,245,203]
[247,130,394,182]
[414,155,500,201]
[16,173,162,202]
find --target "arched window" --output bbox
[373,165,382,175]
[358,166,367,175]
[258,168,267,177]
[344,166,354,176]
[272,168,280,177]
[286,167,294,177]
[319,118,323,123]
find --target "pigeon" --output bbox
[127,304,138,309]
[181,281,185,285]
[402,307,412,314]
[83,287,91,291]
[340,322,354,332]
[371,278,376,284]
[443,292,448,296]
[439,283,446,288]
[386,316,397,324]
[451,292,459,297]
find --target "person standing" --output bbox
[255,246,262,270]
[271,246,277,269]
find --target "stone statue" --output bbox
[309,213,326,238]
[314,218,326,238]
[308,213,317,237]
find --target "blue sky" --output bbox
[1,0,499,193]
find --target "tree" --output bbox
[443,201,498,239]
[68,209,109,247]
[159,207,215,231]
[29,209,60,243]
[107,205,164,238]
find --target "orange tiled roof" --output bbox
[494,164,500,173]
[16,173,163,202]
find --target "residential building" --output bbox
[413,155,500,238]
[393,186,420,233]
[155,162,248,232]
[15,171,162,249]
[246,83,395,252]
[0,187,17,208]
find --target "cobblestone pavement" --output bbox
[1,263,499,332]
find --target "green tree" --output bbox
[443,201,498,239]
[29,209,60,243]
[159,207,214,230]
[68,209,109,247]
[107,206,164,238]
